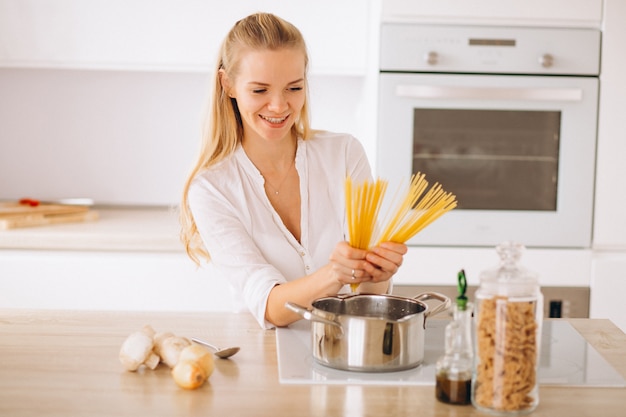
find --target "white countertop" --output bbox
[0,207,182,252]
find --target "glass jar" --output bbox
[436,302,473,405]
[471,242,543,415]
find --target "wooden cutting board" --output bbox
[0,202,98,230]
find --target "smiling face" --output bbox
[222,47,307,147]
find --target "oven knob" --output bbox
[539,53,554,68]
[424,51,438,65]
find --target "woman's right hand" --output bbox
[328,241,374,286]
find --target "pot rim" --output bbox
[311,293,427,323]
[310,291,451,323]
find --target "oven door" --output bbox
[377,73,598,248]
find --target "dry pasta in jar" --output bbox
[474,296,539,412]
[471,242,543,415]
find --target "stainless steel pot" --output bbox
[285,292,450,372]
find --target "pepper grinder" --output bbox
[435,269,473,405]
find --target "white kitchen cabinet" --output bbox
[0,209,236,312]
[0,249,235,311]
[590,253,626,333]
[0,0,370,75]
[593,0,626,249]
[382,0,603,28]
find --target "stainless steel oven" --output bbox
[377,24,601,248]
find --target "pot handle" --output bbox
[413,292,452,318]
[284,302,344,330]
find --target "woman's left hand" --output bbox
[363,242,408,283]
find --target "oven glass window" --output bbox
[412,109,560,210]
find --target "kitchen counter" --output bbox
[1,309,625,417]
[0,207,181,251]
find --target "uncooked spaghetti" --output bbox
[345,173,457,291]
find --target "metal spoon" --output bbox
[191,338,240,359]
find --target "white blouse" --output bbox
[188,131,372,328]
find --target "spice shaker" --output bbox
[472,242,544,415]
[435,270,473,405]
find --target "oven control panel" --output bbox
[380,24,600,75]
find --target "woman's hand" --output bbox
[267,241,408,327]
[364,242,407,283]
[328,241,408,287]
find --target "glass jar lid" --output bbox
[478,241,540,298]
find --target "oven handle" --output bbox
[395,85,583,102]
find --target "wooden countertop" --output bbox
[1,310,625,417]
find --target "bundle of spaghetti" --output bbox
[376,175,457,244]
[346,173,457,249]
[345,177,388,292]
[345,176,388,250]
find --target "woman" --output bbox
[180,13,407,329]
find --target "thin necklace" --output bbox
[263,161,294,195]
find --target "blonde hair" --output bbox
[180,13,312,265]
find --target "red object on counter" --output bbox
[18,198,40,207]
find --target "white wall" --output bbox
[0,68,206,205]
[0,69,366,205]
